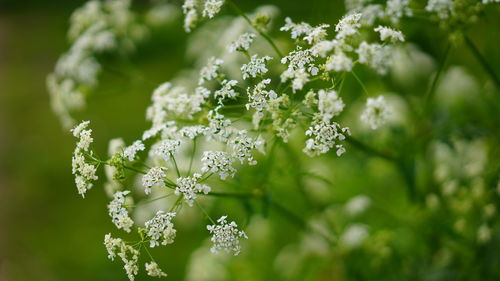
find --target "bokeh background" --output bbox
[1,0,499,280]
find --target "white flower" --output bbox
[241,55,272,80]
[206,216,248,255]
[145,211,177,247]
[71,120,90,137]
[108,191,134,232]
[374,26,405,42]
[123,140,145,161]
[71,121,98,197]
[340,224,369,247]
[142,167,168,194]
[304,118,350,157]
[325,51,354,72]
[246,79,277,113]
[145,262,167,278]
[344,195,371,216]
[335,13,362,39]
[228,32,256,52]
[182,0,199,32]
[303,24,330,44]
[201,151,236,180]
[214,79,238,104]
[425,0,454,19]
[175,173,211,206]
[202,0,224,19]
[360,95,392,129]
[147,82,208,121]
[280,17,312,40]
[356,42,392,74]
[317,89,345,121]
[478,224,492,243]
[179,125,208,139]
[104,234,139,280]
[184,7,198,32]
[311,40,336,58]
[385,0,412,23]
[152,139,181,161]
[229,130,259,165]
[207,108,232,141]
[280,68,310,92]
[199,57,224,85]
[281,47,318,75]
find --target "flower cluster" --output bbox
[145,262,167,278]
[108,190,134,232]
[145,211,177,248]
[201,151,237,180]
[360,95,392,130]
[71,121,98,197]
[61,1,417,279]
[175,174,211,206]
[142,167,168,195]
[104,234,140,280]
[48,0,147,128]
[182,0,225,32]
[206,216,248,255]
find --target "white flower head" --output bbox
[325,51,354,72]
[385,0,413,23]
[228,32,256,52]
[142,167,168,194]
[108,190,134,232]
[280,17,312,40]
[241,55,272,80]
[104,234,139,280]
[304,24,330,44]
[201,151,236,180]
[229,130,259,165]
[317,89,345,121]
[304,119,350,157]
[123,140,145,161]
[344,195,371,216]
[360,95,393,130]
[214,79,238,104]
[246,78,278,113]
[374,26,405,43]
[426,0,454,19]
[145,211,177,247]
[202,0,224,19]
[206,216,248,256]
[152,139,181,161]
[145,261,167,278]
[199,57,224,85]
[340,223,369,247]
[207,108,232,141]
[335,13,362,39]
[175,173,211,206]
[71,121,98,197]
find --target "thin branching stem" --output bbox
[227,0,284,58]
[465,36,500,88]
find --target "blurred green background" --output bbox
[1,0,499,280]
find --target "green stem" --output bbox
[187,138,197,176]
[351,70,369,96]
[195,200,216,224]
[465,36,500,88]
[345,136,397,162]
[227,0,284,58]
[126,193,174,208]
[170,154,181,178]
[204,190,259,198]
[424,43,450,105]
[124,165,146,174]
